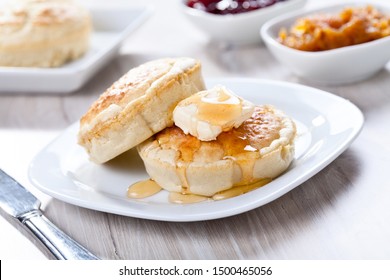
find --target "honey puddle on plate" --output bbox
[169,192,209,204]
[127,179,162,198]
[127,178,271,204]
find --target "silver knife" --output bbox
[0,169,99,260]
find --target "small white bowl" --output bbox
[260,3,390,85]
[180,0,307,45]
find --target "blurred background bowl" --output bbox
[260,2,390,85]
[180,0,307,45]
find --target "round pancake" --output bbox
[78,57,205,163]
[138,105,296,197]
[0,0,91,67]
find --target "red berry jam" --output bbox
[186,0,288,15]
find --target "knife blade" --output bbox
[0,169,99,260]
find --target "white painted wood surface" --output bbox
[1,0,390,260]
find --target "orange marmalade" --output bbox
[278,5,390,51]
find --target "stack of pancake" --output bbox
[78,57,296,199]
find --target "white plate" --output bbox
[28,78,364,221]
[0,5,152,94]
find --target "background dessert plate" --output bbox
[0,5,152,94]
[28,78,364,222]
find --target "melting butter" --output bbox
[196,87,243,126]
[173,85,255,141]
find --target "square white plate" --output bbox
[28,78,364,221]
[0,5,152,94]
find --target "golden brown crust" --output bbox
[138,105,296,196]
[80,59,174,126]
[154,106,284,163]
[78,57,205,163]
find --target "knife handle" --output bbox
[19,210,99,260]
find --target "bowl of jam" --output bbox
[180,0,307,44]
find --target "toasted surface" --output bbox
[78,57,205,163]
[0,0,91,67]
[138,105,296,196]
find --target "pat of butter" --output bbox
[173,85,255,141]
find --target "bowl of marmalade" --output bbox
[261,3,390,85]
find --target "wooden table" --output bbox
[1,0,390,260]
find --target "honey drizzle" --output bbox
[127,179,162,199]
[176,165,190,194]
[168,192,209,204]
[127,178,272,204]
[190,86,243,126]
[236,158,257,183]
[212,178,272,201]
